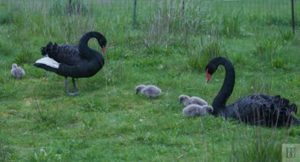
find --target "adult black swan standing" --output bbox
[205,57,300,127]
[34,31,107,96]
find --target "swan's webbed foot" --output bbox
[64,77,80,96]
[67,91,80,96]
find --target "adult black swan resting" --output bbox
[205,57,299,127]
[34,31,107,96]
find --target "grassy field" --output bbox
[0,0,300,161]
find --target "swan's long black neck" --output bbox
[79,31,106,61]
[211,58,235,115]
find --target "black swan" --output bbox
[205,57,299,127]
[34,31,107,96]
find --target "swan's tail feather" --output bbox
[292,118,300,126]
[34,57,60,73]
[40,42,59,59]
[267,95,298,127]
[272,95,297,114]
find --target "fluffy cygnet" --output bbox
[182,104,213,117]
[11,63,25,79]
[179,94,190,106]
[188,96,208,106]
[135,84,162,98]
[179,94,208,106]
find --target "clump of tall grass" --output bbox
[253,30,293,69]
[0,9,14,25]
[143,0,209,48]
[265,14,290,26]
[254,38,279,57]
[249,77,272,94]
[230,128,284,162]
[0,139,12,161]
[49,0,88,16]
[187,37,224,71]
[0,39,16,57]
[221,13,242,38]
[103,60,126,86]
[14,50,35,65]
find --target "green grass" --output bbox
[1,0,300,161]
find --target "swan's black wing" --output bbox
[41,42,82,65]
[227,94,297,127]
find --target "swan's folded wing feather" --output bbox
[232,94,296,126]
[55,45,82,65]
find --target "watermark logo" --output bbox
[282,144,300,162]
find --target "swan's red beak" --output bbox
[205,70,211,83]
[101,47,106,54]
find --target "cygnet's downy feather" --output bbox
[182,104,213,117]
[11,63,25,79]
[136,84,162,98]
[179,94,208,106]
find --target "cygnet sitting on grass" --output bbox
[179,94,208,106]
[11,63,25,79]
[182,104,213,117]
[135,84,161,99]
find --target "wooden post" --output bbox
[133,0,137,28]
[291,0,295,34]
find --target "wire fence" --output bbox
[6,0,297,31]
[87,0,299,33]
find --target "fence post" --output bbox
[291,0,295,34]
[67,0,72,15]
[133,0,137,28]
[181,0,185,17]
